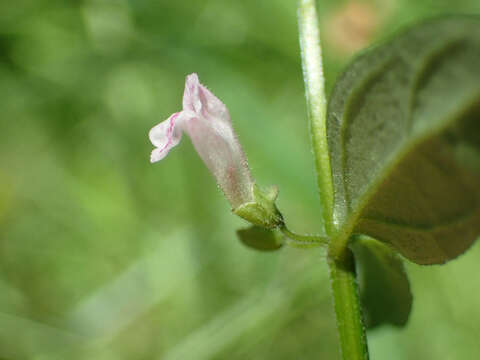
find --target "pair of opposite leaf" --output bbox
[149,17,480,328]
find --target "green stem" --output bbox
[298,0,334,235]
[298,1,369,359]
[328,218,356,260]
[328,250,369,360]
[280,226,329,248]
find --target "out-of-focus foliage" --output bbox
[0,1,479,359]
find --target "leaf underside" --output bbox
[327,17,480,264]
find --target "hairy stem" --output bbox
[298,0,334,235]
[298,1,369,359]
[328,250,369,360]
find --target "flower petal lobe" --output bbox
[149,112,183,163]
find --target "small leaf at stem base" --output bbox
[237,226,284,251]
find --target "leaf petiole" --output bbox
[280,225,329,248]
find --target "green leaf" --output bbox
[352,236,412,329]
[237,226,284,251]
[327,17,480,264]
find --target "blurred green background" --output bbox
[1,0,480,359]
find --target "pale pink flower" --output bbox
[149,73,254,209]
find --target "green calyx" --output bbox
[233,184,283,228]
